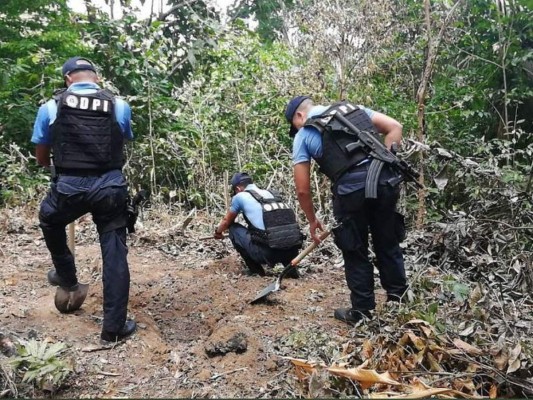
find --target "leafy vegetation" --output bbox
[9,340,72,393]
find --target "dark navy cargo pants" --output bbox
[39,169,130,333]
[332,165,408,312]
[228,223,299,273]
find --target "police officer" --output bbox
[32,57,136,342]
[214,172,303,277]
[285,96,408,325]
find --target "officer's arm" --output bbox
[215,210,238,237]
[35,145,51,168]
[116,100,134,140]
[371,112,403,149]
[294,162,316,223]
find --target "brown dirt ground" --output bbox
[1,206,391,398]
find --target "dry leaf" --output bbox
[506,343,522,373]
[465,363,479,373]
[420,324,435,338]
[493,349,509,370]
[362,339,373,360]
[453,338,483,356]
[327,366,401,390]
[287,358,323,370]
[489,384,498,398]
[388,387,483,399]
[399,332,410,347]
[459,325,475,337]
[411,378,431,391]
[288,358,319,380]
[369,391,396,398]
[405,319,432,326]
[407,331,426,351]
[426,352,444,372]
[387,387,453,399]
[453,378,477,393]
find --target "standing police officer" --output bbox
[32,57,136,342]
[285,96,408,325]
[214,172,303,277]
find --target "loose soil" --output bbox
[1,207,382,398]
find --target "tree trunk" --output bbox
[415,0,463,228]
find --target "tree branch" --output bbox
[157,0,197,21]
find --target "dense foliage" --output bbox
[1,0,531,208]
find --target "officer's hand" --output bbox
[310,219,324,244]
[214,230,224,240]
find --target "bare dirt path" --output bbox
[1,207,363,398]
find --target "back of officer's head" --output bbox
[62,57,98,86]
[230,172,253,193]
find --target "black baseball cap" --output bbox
[230,172,253,189]
[62,57,96,76]
[285,95,310,137]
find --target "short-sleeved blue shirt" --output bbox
[230,184,274,229]
[292,105,375,165]
[31,82,133,145]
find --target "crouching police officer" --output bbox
[285,96,408,325]
[214,172,303,277]
[31,57,136,342]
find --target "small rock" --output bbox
[265,359,277,371]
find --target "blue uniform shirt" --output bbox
[292,105,375,165]
[31,82,133,145]
[230,184,274,230]
[292,104,376,195]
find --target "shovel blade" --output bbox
[250,279,281,304]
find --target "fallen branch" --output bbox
[95,370,121,377]
[210,367,247,381]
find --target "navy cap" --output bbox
[62,57,96,76]
[230,172,253,189]
[285,95,310,137]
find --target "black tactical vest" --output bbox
[304,101,378,182]
[50,88,125,173]
[244,190,303,250]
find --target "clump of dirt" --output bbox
[205,329,248,357]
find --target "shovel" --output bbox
[199,234,228,240]
[250,230,331,304]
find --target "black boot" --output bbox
[242,257,266,276]
[101,320,137,343]
[334,308,372,325]
[47,269,75,287]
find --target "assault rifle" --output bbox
[127,189,149,234]
[332,112,424,198]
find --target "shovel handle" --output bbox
[68,221,75,260]
[290,230,331,266]
[199,235,228,241]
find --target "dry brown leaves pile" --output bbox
[282,180,532,398]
